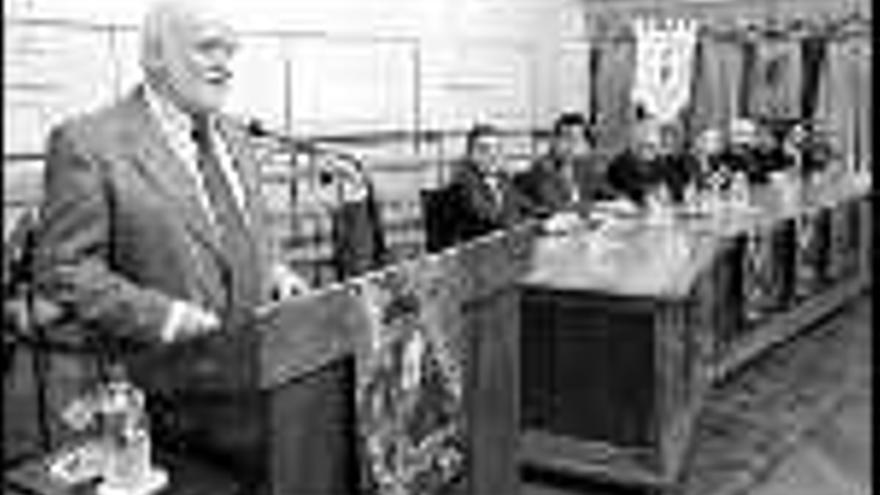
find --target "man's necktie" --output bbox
[561,162,581,205]
[191,115,262,326]
[485,174,504,212]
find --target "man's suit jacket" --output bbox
[606,149,699,205]
[719,145,793,184]
[447,160,534,244]
[34,86,275,345]
[32,86,279,480]
[515,154,615,217]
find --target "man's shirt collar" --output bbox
[143,83,198,140]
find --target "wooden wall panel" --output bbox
[3,22,116,154]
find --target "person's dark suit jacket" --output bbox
[32,86,284,482]
[515,154,615,218]
[447,160,535,244]
[606,148,700,205]
[720,145,793,184]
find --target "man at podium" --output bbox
[32,0,308,484]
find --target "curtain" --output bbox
[593,36,636,152]
[747,38,803,120]
[800,36,828,120]
[739,40,758,116]
[853,39,871,167]
[687,37,747,134]
[588,43,602,126]
[815,39,863,168]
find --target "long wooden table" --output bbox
[518,171,872,489]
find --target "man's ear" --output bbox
[141,29,171,78]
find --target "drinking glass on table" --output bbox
[645,184,674,225]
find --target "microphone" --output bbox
[246,120,388,272]
[247,119,312,154]
[247,119,372,192]
[247,119,333,184]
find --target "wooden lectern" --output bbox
[127,223,538,495]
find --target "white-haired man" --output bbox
[606,120,699,206]
[692,128,726,178]
[33,0,311,485]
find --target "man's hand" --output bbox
[543,211,582,235]
[162,301,221,343]
[270,264,310,300]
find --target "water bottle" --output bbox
[97,365,165,495]
[647,184,674,225]
[705,168,724,215]
[682,182,698,211]
[729,171,750,209]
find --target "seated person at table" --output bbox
[653,121,700,202]
[447,124,536,243]
[606,121,697,207]
[515,112,614,218]
[691,127,730,188]
[719,118,792,184]
[786,121,835,178]
[754,119,797,177]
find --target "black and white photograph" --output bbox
[2,0,871,493]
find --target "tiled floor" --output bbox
[524,293,872,495]
[748,386,871,495]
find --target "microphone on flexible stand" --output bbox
[246,119,309,152]
[246,120,329,184]
[246,119,369,188]
[246,119,388,275]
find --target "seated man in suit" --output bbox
[753,119,797,180]
[781,121,834,178]
[32,0,311,486]
[652,121,701,202]
[606,120,698,207]
[447,124,536,243]
[515,113,613,218]
[719,118,793,184]
[690,127,732,193]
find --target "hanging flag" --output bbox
[631,17,699,123]
[353,254,466,495]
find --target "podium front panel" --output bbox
[128,223,538,494]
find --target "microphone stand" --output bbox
[248,121,371,196]
[247,121,386,278]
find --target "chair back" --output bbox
[420,186,461,253]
